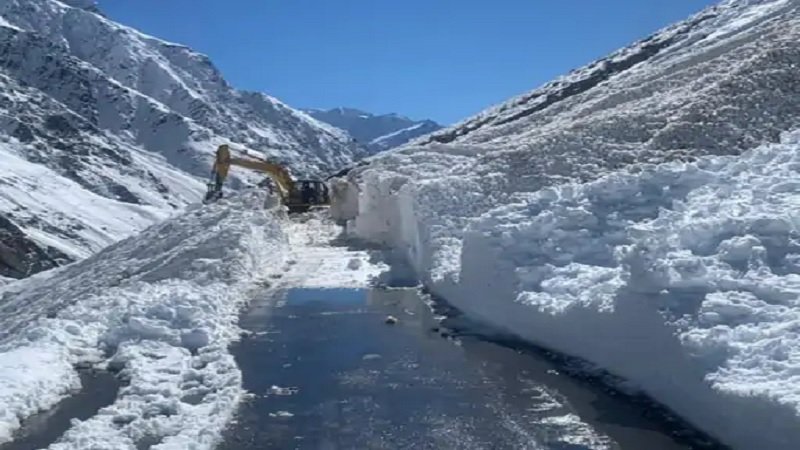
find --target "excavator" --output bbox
[204,144,330,213]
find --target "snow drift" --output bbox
[342,0,800,448]
[0,192,287,449]
[452,132,800,450]
[348,131,800,450]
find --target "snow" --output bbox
[341,1,800,448]
[279,215,386,289]
[0,343,79,443]
[0,191,288,448]
[451,133,800,450]
[368,120,442,153]
[57,0,98,11]
[0,0,366,281]
[329,177,360,225]
[0,147,178,260]
[369,121,429,145]
[306,107,442,153]
[347,135,800,449]
[704,0,789,41]
[0,15,21,31]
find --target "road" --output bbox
[219,218,723,450]
[0,217,724,450]
[219,285,722,450]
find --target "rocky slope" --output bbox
[361,0,800,215]
[0,0,365,279]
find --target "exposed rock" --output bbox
[0,214,70,279]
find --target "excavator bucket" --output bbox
[203,182,223,203]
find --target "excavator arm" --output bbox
[229,157,294,199]
[207,144,330,213]
[210,144,295,199]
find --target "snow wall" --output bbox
[346,131,800,450]
[0,191,288,449]
[329,177,360,225]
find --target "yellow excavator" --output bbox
[204,144,330,213]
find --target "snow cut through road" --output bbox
[220,217,718,449]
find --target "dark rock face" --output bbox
[0,214,70,279]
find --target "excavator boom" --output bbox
[229,157,294,199]
[205,144,330,213]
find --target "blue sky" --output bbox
[101,1,717,124]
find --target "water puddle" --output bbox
[0,369,122,450]
[221,287,723,450]
[285,288,367,307]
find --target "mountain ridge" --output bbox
[0,0,365,279]
[305,107,443,153]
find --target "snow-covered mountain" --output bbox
[351,0,800,242]
[0,0,365,280]
[340,0,800,448]
[305,107,442,153]
[367,119,443,153]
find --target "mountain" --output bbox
[358,0,800,203]
[416,0,799,164]
[340,1,800,448]
[305,107,442,153]
[61,0,101,14]
[367,119,442,153]
[0,0,365,281]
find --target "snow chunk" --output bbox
[0,344,79,444]
[347,258,363,270]
[329,178,360,224]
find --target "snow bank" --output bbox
[329,178,359,225]
[350,132,800,449]
[0,191,288,448]
[343,144,502,284]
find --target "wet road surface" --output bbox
[219,287,722,450]
[0,370,121,450]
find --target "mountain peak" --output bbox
[306,108,442,152]
[331,107,372,118]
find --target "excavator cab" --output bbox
[287,180,330,213]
